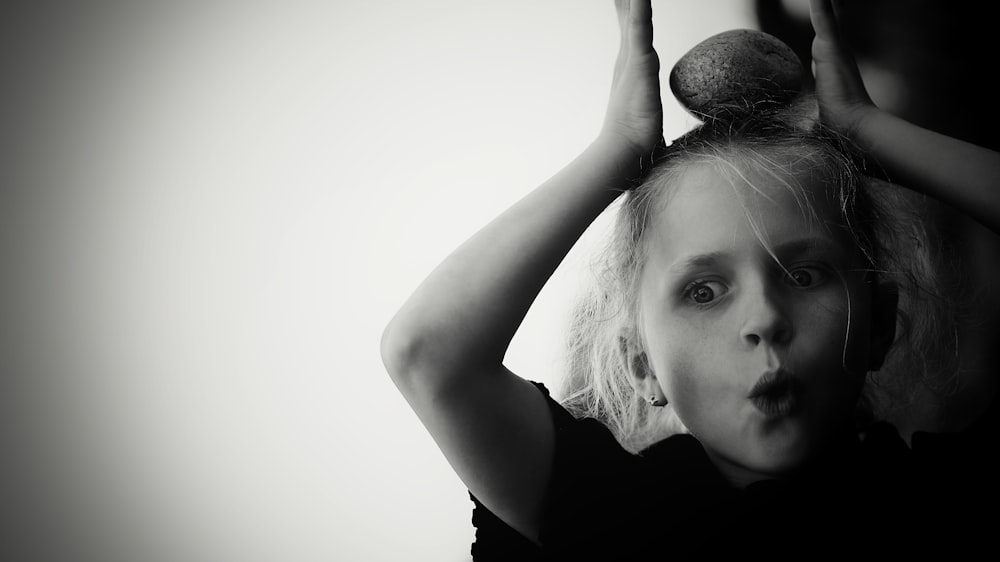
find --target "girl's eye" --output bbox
[684,280,727,305]
[785,267,826,288]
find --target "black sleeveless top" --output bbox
[470,383,1000,560]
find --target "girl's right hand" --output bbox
[600,0,663,159]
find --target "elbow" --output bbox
[379,316,447,392]
[380,317,419,385]
[380,316,491,395]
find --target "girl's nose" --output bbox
[739,287,793,347]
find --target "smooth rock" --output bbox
[669,29,804,118]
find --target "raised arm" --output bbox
[809,0,1000,234]
[379,0,662,543]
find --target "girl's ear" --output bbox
[868,281,898,371]
[618,333,653,381]
[619,334,663,401]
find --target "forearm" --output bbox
[381,136,641,390]
[856,108,1000,234]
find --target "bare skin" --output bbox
[381,0,1000,546]
[380,0,661,544]
[809,0,1000,233]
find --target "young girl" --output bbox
[381,0,1000,558]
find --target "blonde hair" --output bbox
[559,98,960,452]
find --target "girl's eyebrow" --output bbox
[773,236,847,258]
[668,236,845,274]
[668,251,728,273]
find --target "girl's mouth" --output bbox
[748,369,801,418]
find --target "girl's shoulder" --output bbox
[470,382,1000,560]
[907,389,1000,484]
[470,381,716,560]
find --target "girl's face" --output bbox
[638,162,878,486]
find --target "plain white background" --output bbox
[1,1,764,560]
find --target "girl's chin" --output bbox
[704,441,811,487]
[724,429,816,481]
[753,424,814,466]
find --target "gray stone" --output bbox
[669,29,803,119]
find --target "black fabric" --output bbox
[469,382,1000,560]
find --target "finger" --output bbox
[612,0,629,86]
[808,0,839,41]
[615,0,629,36]
[615,0,630,53]
[830,0,846,24]
[628,0,654,54]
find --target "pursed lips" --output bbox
[747,368,801,417]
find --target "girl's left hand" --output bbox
[808,0,876,137]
